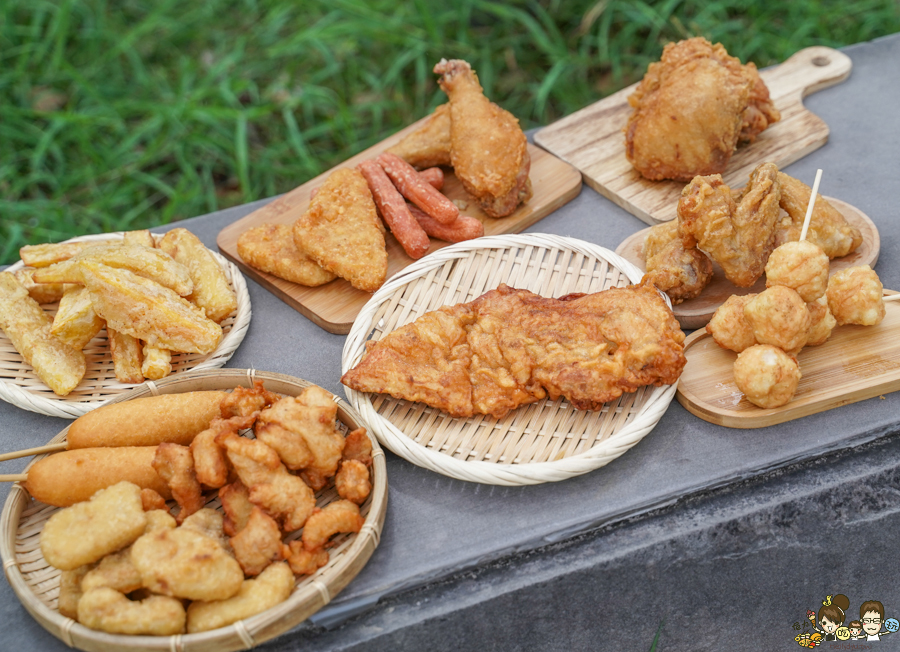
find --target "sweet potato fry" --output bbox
[377,152,459,224]
[108,328,144,383]
[51,287,105,349]
[359,159,431,260]
[12,267,69,304]
[122,230,156,247]
[19,241,95,267]
[407,203,484,243]
[141,344,172,380]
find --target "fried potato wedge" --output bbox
[141,344,172,380]
[13,267,70,304]
[19,240,95,267]
[108,328,144,383]
[122,229,156,247]
[51,287,105,349]
[80,261,222,354]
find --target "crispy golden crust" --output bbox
[806,296,836,347]
[301,500,364,551]
[219,481,254,537]
[764,240,829,303]
[706,294,758,353]
[743,286,810,355]
[190,415,254,488]
[642,221,713,303]
[152,443,204,523]
[229,507,285,576]
[827,265,885,326]
[12,267,69,304]
[141,344,172,380]
[733,344,801,409]
[108,328,144,383]
[335,459,371,505]
[237,223,336,287]
[386,103,452,169]
[77,588,186,636]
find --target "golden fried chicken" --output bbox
[219,481,254,537]
[190,414,256,488]
[286,541,329,576]
[301,500,365,551]
[152,443,204,524]
[434,59,532,217]
[642,220,714,303]
[220,379,280,419]
[229,506,285,576]
[237,223,337,287]
[180,508,231,552]
[335,459,371,505]
[625,37,780,181]
[386,102,452,169]
[342,282,686,419]
[342,427,373,466]
[140,488,167,512]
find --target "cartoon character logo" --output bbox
[793,594,897,644]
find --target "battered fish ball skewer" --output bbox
[733,344,801,409]
[806,296,837,347]
[764,240,829,303]
[827,265,886,326]
[743,286,810,355]
[706,293,757,353]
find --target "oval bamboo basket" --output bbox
[341,233,679,486]
[0,233,252,418]
[0,369,388,652]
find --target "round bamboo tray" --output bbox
[0,369,388,652]
[341,233,679,486]
[0,233,252,418]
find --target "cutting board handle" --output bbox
[763,46,852,103]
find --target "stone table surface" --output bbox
[1,32,899,652]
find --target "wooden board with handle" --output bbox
[533,46,851,225]
[676,295,900,428]
[217,118,583,334]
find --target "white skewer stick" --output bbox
[882,293,900,303]
[799,169,823,242]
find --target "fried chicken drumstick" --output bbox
[341,283,686,419]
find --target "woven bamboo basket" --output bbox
[0,233,252,418]
[0,368,387,652]
[341,233,679,486]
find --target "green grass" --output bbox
[2,0,899,264]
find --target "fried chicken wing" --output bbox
[386,102,452,169]
[152,443,204,524]
[434,59,531,217]
[642,220,714,303]
[229,506,285,576]
[342,282,686,418]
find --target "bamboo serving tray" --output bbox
[614,198,880,330]
[0,369,388,652]
[216,119,583,334]
[533,46,851,225]
[676,297,900,428]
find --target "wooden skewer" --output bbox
[799,168,823,242]
[0,442,67,463]
[0,474,27,482]
[883,293,900,303]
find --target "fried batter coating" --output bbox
[434,59,532,217]
[237,223,337,287]
[81,548,143,594]
[220,379,280,418]
[286,541,329,576]
[806,296,837,347]
[743,286,810,354]
[706,294,758,353]
[386,102,452,169]
[678,162,781,287]
[19,240,95,267]
[131,527,243,601]
[342,282,686,418]
[292,168,387,293]
[141,344,172,380]
[625,38,779,181]
[12,266,70,304]
[733,344,801,409]
[301,500,365,551]
[186,561,294,634]
[217,432,316,531]
[152,443,204,524]
[642,220,713,303]
[219,481,254,537]
[191,415,256,488]
[765,240,829,302]
[40,481,147,571]
[141,488,167,512]
[180,508,231,552]
[77,588,186,635]
[335,459,372,505]
[827,265,885,326]
[230,507,285,576]
[58,565,92,619]
[342,427,373,466]
[50,287,105,350]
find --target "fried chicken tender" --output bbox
[301,500,365,551]
[131,527,243,601]
[237,223,336,287]
[335,459,371,505]
[827,265,885,326]
[733,344,801,409]
[286,541,329,576]
[625,37,779,181]
[186,561,294,634]
[180,508,231,552]
[216,432,316,531]
[434,59,532,217]
[342,427,373,466]
[744,286,810,355]
[343,283,686,418]
[230,507,285,576]
[765,240,829,302]
[219,481,254,537]
[191,414,256,488]
[40,481,147,571]
[58,565,92,620]
[678,162,781,287]
[642,220,714,303]
[292,168,387,292]
[77,588,186,636]
[706,293,758,353]
[152,443,204,524]
[386,102,452,169]
[806,296,837,346]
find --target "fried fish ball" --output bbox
[58,565,92,620]
[335,459,372,505]
[743,286,810,354]
[229,507,285,576]
[219,481,254,537]
[40,481,147,571]
[131,527,244,601]
[301,500,365,552]
[706,294,758,353]
[77,588,186,636]
[806,296,837,346]
[152,443,203,523]
[733,344,801,409]
[285,541,329,576]
[764,240,829,302]
[237,223,337,287]
[186,561,294,634]
[826,265,885,326]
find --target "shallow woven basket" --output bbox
[341,233,679,486]
[0,232,251,418]
[0,368,387,652]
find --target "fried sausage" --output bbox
[359,159,431,260]
[377,152,459,224]
[408,203,485,243]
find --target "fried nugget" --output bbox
[301,500,365,551]
[386,102,452,169]
[152,443,204,524]
[77,588,186,635]
[58,565,92,620]
[335,459,371,505]
[286,541,329,576]
[81,548,144,594]
[180,507,231,551]
[190,414,256,488]
[342,427,373,466]
[230,507,285,576]
[219,481,254,537]
[220,379,280,418]
[237,223,336,287]
[292,168,387,293]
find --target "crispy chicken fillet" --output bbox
[341,283,685,419]
[434,59,532,217]
[642,220,714,303]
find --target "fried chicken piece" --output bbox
[152,443,204,524]
[256,388,345,489]
[342,427,373,466]
[335,459,371,505]
[641,220,714,303]
[180,508,231,552]
[773,172,863,259]
[140,488,167,512]
[229,507,286,576]
[77,588,186,636]
[301,500,365,551]
[625,37,780,181]
[292,168,387,292]
[286,541,329,576]
[220,378,280,418]
[81,548,144,594]
[219,481,254,537]
[216,432,316,531]
[678,162,781,287]
[434,59,532,217]
[386,103,452,169]
[237,223,336,287]
[190,414,256,488]
[342,282,686,418]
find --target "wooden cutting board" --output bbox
[533,46,851,225]
[217,119,582,334]
[676,295,900,428]
[615,198,880,330]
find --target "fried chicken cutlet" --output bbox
[341,283,686,419]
